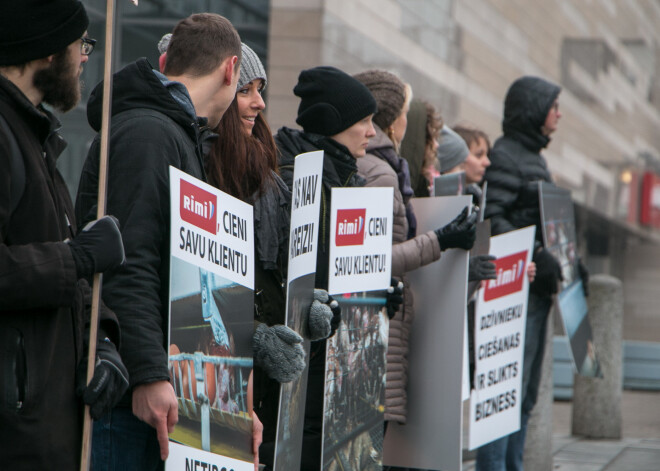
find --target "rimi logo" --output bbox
[180,179,217,234]
[335,208,366,246]
[483,250,528,301]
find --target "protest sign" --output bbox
[539,182,601,377]
[468,225,535,450]
[273,151,323,470]
[383,195,471,471]
[433,172,467,197]
[321,187,392,470]
[167,167,254,471]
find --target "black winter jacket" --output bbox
[274,127,365,470]
[0,75,119,470]
[252,173,291,452]
[484,76,560,240]
[76,59,214,399]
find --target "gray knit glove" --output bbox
[253,324,306,383]
[308,289,341,340]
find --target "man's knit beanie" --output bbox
[237,43,267,91]
[294,66,377,136]
[0,0,89,66]
[353,69,407,131]
[437,125,469,173]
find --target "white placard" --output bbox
[167,167,254,468]
[468,225,535,450]
[273,150,323,471]
[286,151,323,282]
[168,442,252,471]
[328,187,393,295]
[170,166,254,290]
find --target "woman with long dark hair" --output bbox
[206,44,337,470]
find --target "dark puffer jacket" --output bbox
[484,76,560,241]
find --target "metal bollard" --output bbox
[571,275,623,438]
[523,305,555,471]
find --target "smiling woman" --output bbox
[205,43,306,469]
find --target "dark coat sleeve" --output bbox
[76,114,184,388]
[0,125,77,310]
[483,147,522,236]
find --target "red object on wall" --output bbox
[640,172,660,227]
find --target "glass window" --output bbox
[55,0,270,198]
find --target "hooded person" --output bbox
[353,70,477,433]
[478,75,565,471]
[76,13,242,469]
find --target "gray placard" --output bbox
[382,196,471,471]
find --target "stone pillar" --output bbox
[571,275,623,438]
[523,306,555,471]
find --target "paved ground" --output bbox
[462,390,660,470]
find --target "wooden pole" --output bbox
[79,0,120,469]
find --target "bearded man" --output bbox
[0,1,127,469]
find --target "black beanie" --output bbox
[0,0,89,66]
[294,66,377,136]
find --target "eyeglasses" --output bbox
[80,37,97,56]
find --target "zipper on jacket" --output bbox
[2,328,26,412]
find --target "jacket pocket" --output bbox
[1,327,26,412]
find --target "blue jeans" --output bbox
[92,406,163,471]
[475,291,552,471]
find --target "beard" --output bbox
[33,48,81,113]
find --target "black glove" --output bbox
[530,248,563,296]
[386,278,404,319]
[578,257,589,297]
[68,215,126,279]
[469,255,497,282]
[308,289,341,340]
[76,336,129,420]
[435,206,478,250]
[253,324,306,383]
[465,184,483,207]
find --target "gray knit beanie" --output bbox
[353,69,407,131]
[157,33,171,55]
[237,43,267,91]
[437,125,469,173]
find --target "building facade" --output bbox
[268,0,660,342]
[55,0,660,341]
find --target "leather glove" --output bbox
[530,248,563,296]
[68,215,126,279]
[308,289,341,341]
[253,324,305,383]
[435,206,478,250]
[578,257,589,297]
[465,184,483,207]
[386,278,404,320]
[469,255,497,282]
[76,336,129,420]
